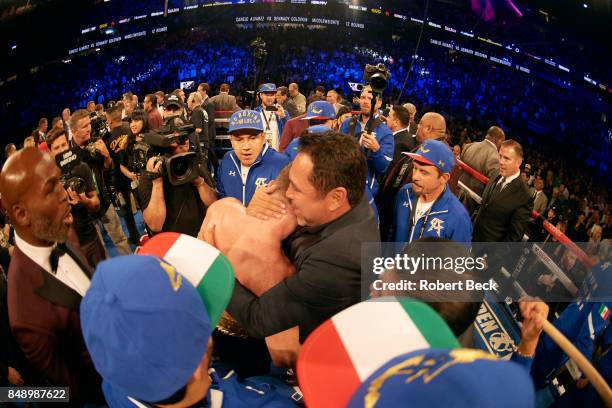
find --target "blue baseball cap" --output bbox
[348,348,535,408]
[228,109,265,134]
[407,139,455,173]
[302,101,336,120]
[80,255,212,403]
[307,125,332,134]
[259,83,277,93]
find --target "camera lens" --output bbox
[170,156,191,181]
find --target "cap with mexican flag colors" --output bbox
[297,297,460,408]
[138,232,235,326]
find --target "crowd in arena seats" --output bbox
[0,21,610,407]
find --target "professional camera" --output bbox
[83,136,103,160]
[144,117,201,186]
[55,147,87,194]
[363,63,391,94]
[131,141,150,173]
[90,111,110,140]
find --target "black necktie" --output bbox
[49,244,67,274]
[492,177,506,198]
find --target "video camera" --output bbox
[55,147,87,194]
[363,63,390,94]
[144,116,201,186]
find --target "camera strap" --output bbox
[261,110,273,131]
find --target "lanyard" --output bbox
[409,189,444,241]
[261,110,273,131]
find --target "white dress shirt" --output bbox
[15,233,90,297]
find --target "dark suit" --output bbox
[227,196,379,342]
[472,175,533,242]
[202,97,216,146]
[458,139,500,215]
[7,245,102,403]
[391,129,415,164]
[209,93,239,112]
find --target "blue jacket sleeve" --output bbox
[368,124,394,176]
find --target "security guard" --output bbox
[217,110,289,206]
[254,83,290,150]
[393,139,472,244]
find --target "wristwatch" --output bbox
[145,171,161,180]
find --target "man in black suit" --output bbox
[197,83,218,166]
[386,105,416,165]
[473,139,532,242]
[228,132,379,342]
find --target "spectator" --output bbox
[533,177,549,215]
[144,93,163,130]
[4,143,16,160]
[386,104,415,164]
[276,86,300,119]
[209,83,240,112]
[288,82,306,114]
[197,83,216,148]
[402,102,418,136]
[187,91,209,150]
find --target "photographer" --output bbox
[138,117,217,237]
[254,83,290,151]
[69,109,131,255]
[119,109,149,208]
[106,105,141,247]
[47,130,107,267]
[340,84,394,209]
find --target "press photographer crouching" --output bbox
[138,114,217,237]
[47,130,107,268]
[69,109,132,255]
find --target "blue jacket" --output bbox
[254,105,289,142]
[393,184,472,244]
[532,300,612,388]
[339,115,394,198]
[217,144,289,206]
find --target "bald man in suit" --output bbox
[0,148,102,404]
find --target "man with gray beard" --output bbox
[0,148,102,404]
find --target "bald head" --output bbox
[416,112,446,143]
[485,126,506,149]
[0,148,72,246]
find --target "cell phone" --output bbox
[265,105,278,112]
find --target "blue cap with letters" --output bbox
[80,255,212,404]
[348,348,535,408]
[406,139,455,173]
[259,83,277,93]
[302,100,336,120]
[229,109,265,134]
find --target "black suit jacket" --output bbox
[7,244,102,403]
[202,97,216,143]
[472,175,533,242]
[227,196,379,342]
[391,129,416,164]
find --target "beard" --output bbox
[31,215,69,244]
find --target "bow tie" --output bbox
[49,244,67,274]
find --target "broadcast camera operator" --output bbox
[69,109,131,255]
[138,97,217,237]
[47,129,107,267]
